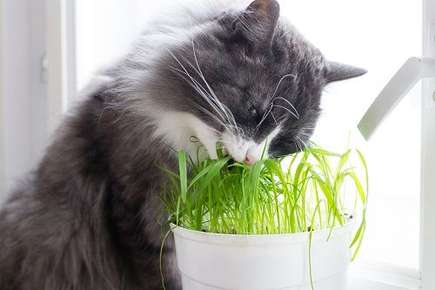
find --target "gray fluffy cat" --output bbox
[0,0,365,289]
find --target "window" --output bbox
[75,0,158,92]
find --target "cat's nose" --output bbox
[244,154,256,165]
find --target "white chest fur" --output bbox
[152,111,219,161]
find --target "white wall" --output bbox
[0,0,47,202]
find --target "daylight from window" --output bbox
[281,0,422,271]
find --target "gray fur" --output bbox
[0,0,365,289]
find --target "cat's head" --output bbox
[151,0,366,164]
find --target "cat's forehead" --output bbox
[187,22,326,83]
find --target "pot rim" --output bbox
[171,217,354,243]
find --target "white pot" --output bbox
[172,223,353,290]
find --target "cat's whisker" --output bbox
[296,136,309,150]
[298,132,312,139]
[298,128,313,134]
[190,45,222,94]
[191,41,241,135]
[294,138,302,152]
[298,139,306,151]
[273,104,299,120]
[171,67,237,137]
[194,104,233,134]
[172,71,225,120]
[269,74,296,103]
[299,127,316,138]
[168,50,220,109]
[178,58,228,124]
[168,63,229,126]
[255,103,274,131]
[171,61,234,136]
[172,46,237,136]
[271,111,278,125]
[274,96,300,119]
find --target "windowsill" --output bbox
[349,278,413,290]
[349,263,421,290]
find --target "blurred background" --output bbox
[0,0,428,289]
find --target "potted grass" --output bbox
[161,147,368,290]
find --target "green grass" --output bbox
[162,146,368,259]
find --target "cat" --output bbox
[0,0,366,289]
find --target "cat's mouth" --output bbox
[218,142,261,165]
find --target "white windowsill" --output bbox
[349,279,412,290]
[349,263,421,290]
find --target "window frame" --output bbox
[421,0,435,288]
[46,0,76,133]
[0,0,5,197]
[0,0,38,197]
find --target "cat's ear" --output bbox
[235,0,280,49]
[325,61,367,83]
